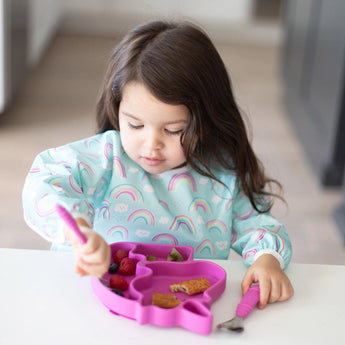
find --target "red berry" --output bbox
[113,249,128,265]
[109,275,129,291]
[118,257,136,275]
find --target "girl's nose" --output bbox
[145,131,163,151]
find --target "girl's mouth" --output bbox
[142,156,165,166]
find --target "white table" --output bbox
[1,248,344,345]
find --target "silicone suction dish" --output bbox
[91,242,226,335]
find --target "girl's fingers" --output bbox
[241,271,254,295]
[278,279,294,302]
[74,261,88,276]
[258,278,271,309]
[268,280,282,304]
[77,259,107,278]
[81,248,111,267]
[76,246,111,277]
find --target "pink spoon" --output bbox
[55,204,87,244]
[217,284,260,332]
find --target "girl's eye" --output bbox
[165,129,183,136]
[128,123,143,130]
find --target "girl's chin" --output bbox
[141,164,168,174]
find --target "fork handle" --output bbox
[235,284,260,318]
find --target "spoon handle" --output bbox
[235,284,260,318]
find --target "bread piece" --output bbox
[167,248,184,262]
[169,277,211,295]
[152,293,181,308]
[146,255,158,261]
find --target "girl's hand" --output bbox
[241,254,294,309]
[64,218,111,278]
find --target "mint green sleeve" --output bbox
[230,186,292,269]
[22,132,114,245]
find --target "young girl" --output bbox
[22,20,293,309]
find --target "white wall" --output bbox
[60,0,253,22]
[0,0,6,113]
[59,0,256,41]
[28,0,61,66]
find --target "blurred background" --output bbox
[1,0,344,264]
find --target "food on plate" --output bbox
[169,277,211,295]
[152,293,181,308]
[108,262,119,274]
[109,275,129,291]
[113,249,129,265]
[167,248,184,262]
[146,255,158,261]
[118,257,136,275]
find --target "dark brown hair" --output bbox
[96,20,282,212]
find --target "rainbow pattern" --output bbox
[109,184,144,202]
[85,201,95,219]
[41,225,57,240]
[206,219,228,235]
[212,181,226,192]
[237,208,255,220]
[225,198,233,211]
[95,178,108,196]
[188,197,212,213]
[57,161,72,170]
[29,167,40,174]
[71,203,81,213]
[78,161,94,177]
[47,177,71,197]
[244,228,266,243]
[243,249,257,260]
[152,233,178,245]
[99,200,111,219]
[196,239,215,255]
[35,193,56,217]
[254,229,266,243]
[113,156,126,177]
[127,209,155,225]
[169,215,197,234]
[104,143,113,160]
[77,150,99,161]
[275,234,285,254]
[240,241,247,249]
[69,175,83,194]
[237,191,246,199]
[168,173,197,192]
[141,172,148,181]
[265,224,282,233]
[46,148,57,160]
[158,200,169,210]
[84,138,100,148]
[107,226,128,239]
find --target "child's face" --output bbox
[119,82,190,174]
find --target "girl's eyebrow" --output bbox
[121,111,188,125]
[121,112,140,121]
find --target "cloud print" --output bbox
[136,229,150,237]
[114,203,128,213]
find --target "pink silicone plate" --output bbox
[91,242,226,335]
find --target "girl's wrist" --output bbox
[253,250,285,270]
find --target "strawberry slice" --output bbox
[109,275,129,291]
[113,249,128,265]
[118,257,136,275]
